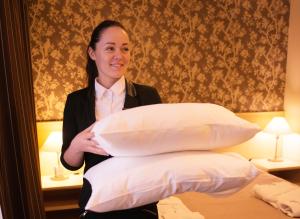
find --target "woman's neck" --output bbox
[96,76,118,89]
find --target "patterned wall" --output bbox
[29,0,290,121]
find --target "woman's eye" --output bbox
[105,47,114,51]
[122,47,129,52]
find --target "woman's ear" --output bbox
[88,47,96,60]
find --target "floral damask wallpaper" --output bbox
[29,0,290,121]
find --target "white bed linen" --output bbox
[92,103,260,156]
[84,151,258,212]
[254,181,300,217]
[158,196,205,219]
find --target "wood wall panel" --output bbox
[0,0,45,218]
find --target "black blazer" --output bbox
[60,80,162,172]
[60,80,161,214]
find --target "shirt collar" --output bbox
[95,76,125,98]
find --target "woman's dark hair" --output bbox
[86,20,127,89]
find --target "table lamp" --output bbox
[264,117,292,162]
[42,131,68,180]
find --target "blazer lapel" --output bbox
[123,95,139,109]
[123,79,139,109]
[84,87,96,125]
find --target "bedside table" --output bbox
[251,159,300,172]
[42,173,83,190]
[42,174,83,219]
[251,159,300,185]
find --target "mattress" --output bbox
[176,172,292,219]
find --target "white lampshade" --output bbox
[42,131,62,152]
[264,117,291,135]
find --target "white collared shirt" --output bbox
[94,76,126,120]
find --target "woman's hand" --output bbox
[63,123,109,168]
[70,123,109,156]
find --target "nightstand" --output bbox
[42,173,83,190]
[42,174,83,219]
[251,159,300,172]
[251,158,300,185]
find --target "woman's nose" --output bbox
[113,49,123,59]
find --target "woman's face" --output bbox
[89,26,130,88]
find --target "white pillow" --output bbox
[92,103,260,156]
[84,151,258,212]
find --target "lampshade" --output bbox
[264,117,292,162]
[264,117,291,135]
[42,131,62,152]
[42,131,67,180]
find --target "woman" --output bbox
[61,20,161,218]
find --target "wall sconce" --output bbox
[264,117,292,162]
[42,131,68,180]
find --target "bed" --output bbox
[175,172,292,219]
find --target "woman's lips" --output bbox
[110,63,123,70]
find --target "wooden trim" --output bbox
[237,111,284,128]
[43,187,80,212]
[0,0,45,218]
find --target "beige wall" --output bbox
[285,0,300,133]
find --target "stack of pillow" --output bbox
[85,103,260,212]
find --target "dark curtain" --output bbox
[0,0,45,218]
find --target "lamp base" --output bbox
[268,158,283,162]
[50,166,69,181]
[51,175,69,181]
